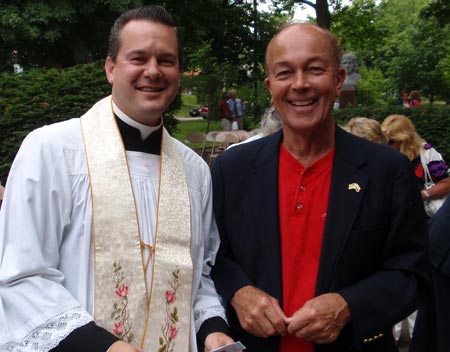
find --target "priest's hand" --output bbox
[109,340,143,352]
[231,285,287,338]
[285,293,351,344]
[204,332,236,352]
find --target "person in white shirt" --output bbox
[0,5,234,352]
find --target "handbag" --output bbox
[420,149,446,217]
[231,120,238,131]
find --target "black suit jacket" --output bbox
[428,196,450,277]
[211,127,430,352]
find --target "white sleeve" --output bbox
[192,163,228,333]
[0,128,92,351]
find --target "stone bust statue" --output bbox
[341,53,361,91]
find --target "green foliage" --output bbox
[421,0,450,26]
[331,0,380,65]
[180,1,282,130]
[0,61,107,181]
[334,105,450,161]
[0,0,143,70]
[0,61,179,182]
[1,1,287,159]
[331,0,450,103]
[380,17,450,102]
[376,0,430,32]
[356,65,396,106]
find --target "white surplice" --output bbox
[0,118,226,351]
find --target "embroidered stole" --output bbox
[80,96,192,351]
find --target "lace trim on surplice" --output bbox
[1,307,92,352]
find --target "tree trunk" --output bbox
[296,0,330,29]
[315,0,330,28]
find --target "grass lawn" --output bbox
[173,119,221,141]
[173,95,222,154]
[176,94,198,117]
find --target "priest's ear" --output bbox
[105,56,115,85]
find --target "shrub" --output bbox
[356,66,395,106]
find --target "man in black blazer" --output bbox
[411,196,450,352]
[211,23,429,351]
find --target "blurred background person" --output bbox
[409,90,422,108]
[381,114,450,208]
[227,89,245,130]
[219,91,233,131]
[344,117,387,144]
[396,89,410,108]
[227,106,282,149]
[246,105,282,141]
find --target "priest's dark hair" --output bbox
[107,5,183,70]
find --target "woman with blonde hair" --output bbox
[345,117,387,144]
[382,114,450,343]
[381,114,450,205]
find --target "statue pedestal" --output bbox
[339,90,357,109]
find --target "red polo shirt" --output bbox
[278,144,334,352]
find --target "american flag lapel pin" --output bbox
[348,183,361,192]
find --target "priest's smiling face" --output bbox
[105,20,180,126]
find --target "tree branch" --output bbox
[296,0,317,9]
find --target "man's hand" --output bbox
[285,293,351,344]
[204,332,236,352]
[109,340,143,352]
[231,285,287,338]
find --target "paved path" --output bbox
[176,116,203,121]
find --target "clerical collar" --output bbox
[113,101,161,140]
[112,101,162,155]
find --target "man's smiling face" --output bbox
[264,24,345,135]
[105,20,180,126]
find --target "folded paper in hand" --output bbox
[210,341,246,352]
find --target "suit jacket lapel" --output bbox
[245,131,284,302]
[316,127,369,294]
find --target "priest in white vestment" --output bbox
[0,5,235,352]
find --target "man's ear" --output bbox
[264,77,273,103]
[104,56,115,85]
[264,77,271,90]
[335,67,346,97]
